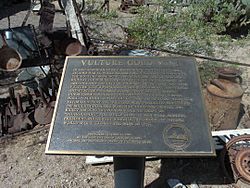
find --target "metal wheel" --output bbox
[58,0,85,13]
[220,135,250,185]
[234,148,250,183]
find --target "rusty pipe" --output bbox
[16,94,24,114]
[37,86,49,106]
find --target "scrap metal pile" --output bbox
[0,0,250,186]
[0,0,91,136]
[0,80,57,135]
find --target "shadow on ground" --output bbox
[220,24,250,39]
[0,2,31,21]
[145,151,234,188]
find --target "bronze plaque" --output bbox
[46,57,215,156]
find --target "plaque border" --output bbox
[45,56,216,157]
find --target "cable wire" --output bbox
[90,37,250,67]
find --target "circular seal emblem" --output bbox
[163,124,191,151]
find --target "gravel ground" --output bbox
[0,129,239,188]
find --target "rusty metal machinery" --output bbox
[1,88,35,135]
[34,78,56,125]
[0,74,59,136]
[0,0,92,137]
[220,134,250,185]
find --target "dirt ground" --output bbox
[0,128,242,188]
[1,1,250,188]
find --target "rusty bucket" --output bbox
[216,67,242,83]
[204,68,244,131]
[59,37,83,56]
[0,33,22,71]
[63,38,82,56]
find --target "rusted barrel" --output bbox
[204,68,244,131]
[0,33,22,71]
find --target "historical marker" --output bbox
[46,57,215,156]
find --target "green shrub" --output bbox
[127,2,215,55]
[127,0,250,55]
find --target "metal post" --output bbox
[61,0,87,51]
[114,157,145,188]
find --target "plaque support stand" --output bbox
[114,157,145,188]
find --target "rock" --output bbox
[190,181,200,188]
[22,179,31,185]
[243,120,250,128]
[167,179,187,188]
[77,163,85,171]
[153,164,161,174]
[84,177,93,183]
[26,139,35,146]
[37,168,43,172]
[0,154,7,162]
[69,180,78,186]
[38,135,47,144]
